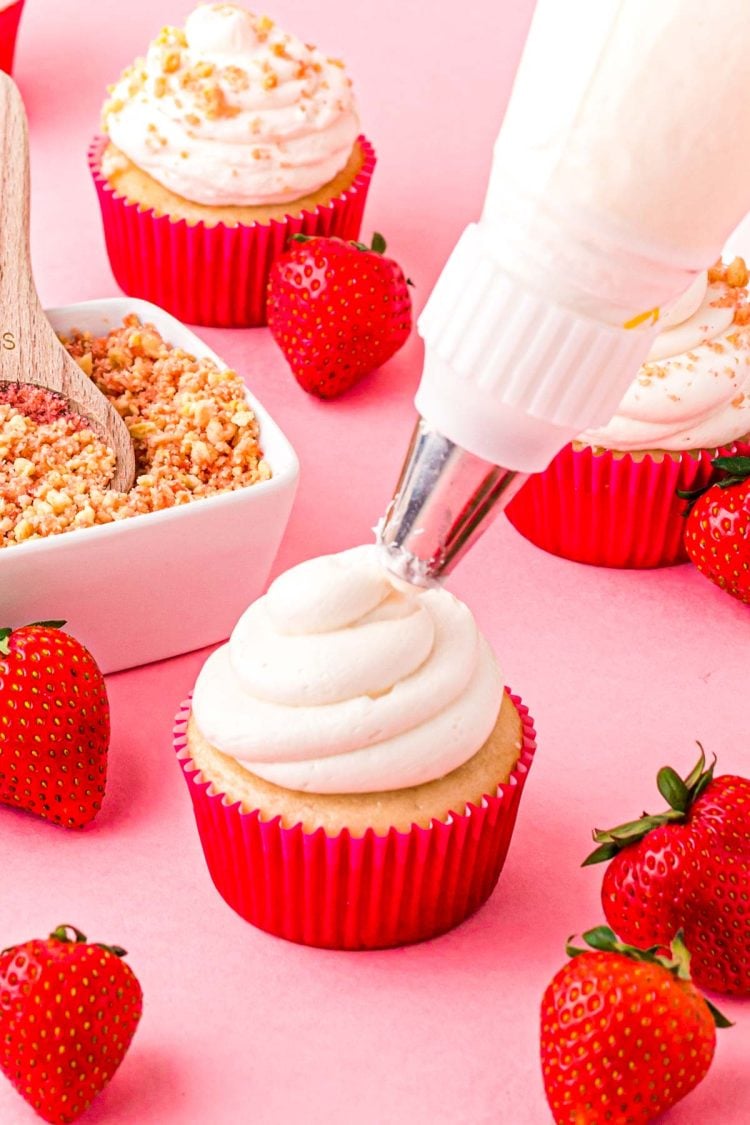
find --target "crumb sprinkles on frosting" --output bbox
[0,315,270,549]
[711,255,750,293]
[101,3,360,207]
[580,257,750,452]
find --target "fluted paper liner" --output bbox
[89,135,376,328]
[0,0,24,73]
[174,692,536,950]
[506,440,750,569]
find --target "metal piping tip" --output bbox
[376,417,528,585]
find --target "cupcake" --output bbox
[90,4,375,327]
[174,545,536,950]
[0,0,25,74]
[506,260,750,568]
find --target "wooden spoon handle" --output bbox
[0,72,135,492]
[0,69,36,364]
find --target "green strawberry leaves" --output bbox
[706,999,735,1029]
[290,231,388,254]
[582,811,684,866]
[678,454,750,512]
[657,766,691,811]
[711,455,750,487]
[50,924,88,944]
[583,746,716,865]
[566,925,662,962]
[0,620,66,656]
[49,926,127,959]
[565,927,732,1027]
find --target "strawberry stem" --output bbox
[0,621,66,656]
[94,943,128,958]
[566,925,661,962]
[678,454,750,511]
[289,232,390,255]
[50,925,87,944]
[565,927,732,1026]
[48,926,127,957]
[583,746,716,865]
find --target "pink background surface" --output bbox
[2,1,749,1122]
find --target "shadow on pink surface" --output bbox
[658,1048,750,1123]
[80,1045,185,1123]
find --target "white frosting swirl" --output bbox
[581,272,750,451]
[103,4,360,206]
[191,546,504,794]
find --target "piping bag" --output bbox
[378,0,750,585]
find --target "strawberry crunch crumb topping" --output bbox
[708,256,750,322]
[0,384,90,430]
[709,255,750,289]
[711,258,750,325]
[0,315,270,549]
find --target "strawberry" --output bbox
[0,622,109,828]
[0,924,143,1124]
[267,232,412,398]
[681,454,750,604]
[584,748,750,994]
[540,926,728,1125]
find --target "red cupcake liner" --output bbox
[0,0,24,73]
[174,692,536,950]
[505,440,750,569]
[88,134,376,328]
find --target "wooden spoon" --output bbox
[0,72,135,491]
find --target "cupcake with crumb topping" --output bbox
[0,0,25,74]
[90,3,375,326]
[174,545,536,949]
[506,259,750,568]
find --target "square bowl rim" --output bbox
[0,296,299,561]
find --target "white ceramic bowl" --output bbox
[0,297,299,673]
